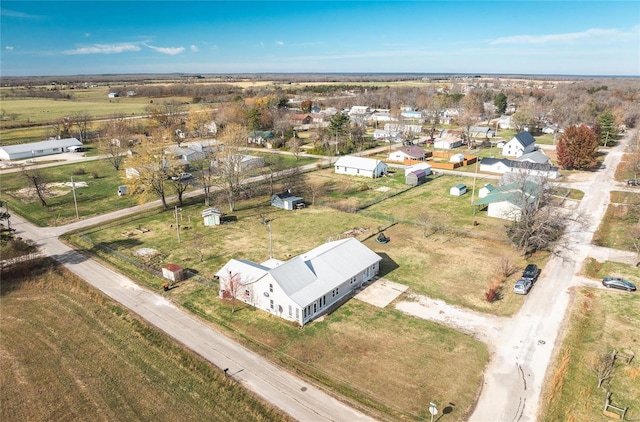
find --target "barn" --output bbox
[271,192,305,210]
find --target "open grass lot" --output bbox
[180,285,488,421]
[541,287,640,421]
[0,259,290,422]
[593,191,640,252]
[64,171,497,419]
[0,159,140,226]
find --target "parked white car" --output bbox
[514,279,532,295]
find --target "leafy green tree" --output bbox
[245,107,263,132]
[556,125,599,169]
[597,110,617,147]
[510,109,537,132]
[494,93,508,115]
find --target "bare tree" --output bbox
[216,123,248,212]
[220,270,244,313]
[21,169,50,207]
[70,111,91,143]
[305,180,328,206]
[592,350,616,388]
[123,137,171,210]
[100,113,131,171]
[416,211,431,237]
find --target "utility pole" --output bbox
[174,205,181,243]
[70,176,79,220]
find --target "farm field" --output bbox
[0,258,290,422]
[541,287,640,421]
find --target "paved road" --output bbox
[470,130,635,421]
[10,211,375,421]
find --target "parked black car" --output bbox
[627,180,639,186]
[522,264,539,282]
[602,277,637,292]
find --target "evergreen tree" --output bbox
[597,110,616,147]
[556,125,599,169]
[494,92,508,115]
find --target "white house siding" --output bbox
[0,138,83,160]
[488,201,521,221]
[334,156,387,178]
[480,162,510,174]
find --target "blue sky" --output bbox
[1,1,639,77]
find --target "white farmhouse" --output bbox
[216,238,382,326]
[473,181,540,221]
[502,131,537,157]
[334,155,387,178]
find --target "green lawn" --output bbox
[0,159,140,226]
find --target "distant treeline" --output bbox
[1,87,73,100]
[108,83,243,100]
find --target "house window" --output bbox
[270,300,274,310]
[303,308,306,318]
[296,308,299,319]
[288,305,292,317]
[269,283,273,293]
[313,303,317,313]
[244,289,250,296]
[336,287,339,295]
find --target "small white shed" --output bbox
[450,183,467,196]
[478,183,496,199]
[202,208,224,226]
[449,153,465,163]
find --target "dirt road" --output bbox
[469,131,633,421]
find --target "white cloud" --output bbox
[491,26,639,45]
[5,46,14,51]
[0,9,42,19]
[63,43,141,55]
[143,43,185,55]
[82,33,91,38]
[190,45,199,52]
[276,41,284,46]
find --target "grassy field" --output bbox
[541,286,640,421]
[180,284,488,421]
[0,159,140,226]
[61,170,498,419]
[0,154,318,227]
[593,191,640,252]
[0,258,291,422]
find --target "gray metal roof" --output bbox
[0,138,82,155]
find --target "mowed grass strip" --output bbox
[181,285,489,421]
[593,191,640,251]
[0,259,291,422]
[541,287,640,421]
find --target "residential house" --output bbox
[469,126,494,140]
[289,113,313,126]
[502,131,537,157]
[215,237,382,326]
[517,150,550,165]
[495,115,512,129]
[400,110,423,122]
[480,157,559,179]
[384,123,423,135]
[388,146,426,162]
[165,145,205,166]
[473,181,540,221]
[348,106,370,117]
[334,156,387,178]
[0,138,83,161]
[434,138,463,149]
[271,191,305,210]
[248,131,274,146]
